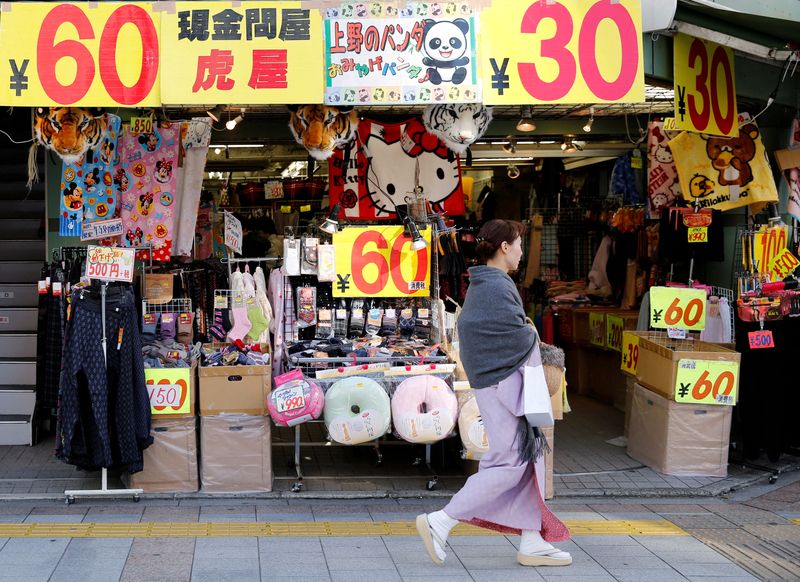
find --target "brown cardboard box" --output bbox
[627,383,732,477]
[200,415,272,493]
[124,417,198,493]
[635,333,740,402]
[199,364,271,416]
[146,361,197,419]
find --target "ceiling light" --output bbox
[319,203,341,234]
[582,107,595,133]
[561,135,582,154]
[516,106,536,132]
[206,105,224,122]
[226,108,246,130]
[214,147,222,155]
[502,136,517,154]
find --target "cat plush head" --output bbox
[422,103,492,154]
[288,105,359,160]
[34,107,108,164]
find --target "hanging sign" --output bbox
[481,0,644,104]
[224,212,242,254]
[606,314,623,352]
[160,2,323,104]
[754,225,789,281]
[748,330,775,350]
[129,116,154,135]
[333,226,431,298]
[85,245,135,283]
[323,6,479,106]
[0,2,161,106]
[687,227,709,243]
[589,312,605,348]
[674,359,739,406]
[650,286,706,331]
[767,248,800,281]
[81,218,124,242]
[146,369,192,415]
[620,331,639,375]
[673,33,737,137]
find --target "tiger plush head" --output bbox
[422,103,493,155]
[288,105,359,160]
[34,107,108,164]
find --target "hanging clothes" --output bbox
[173,118,212,257]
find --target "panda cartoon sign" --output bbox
[324,7,480,105]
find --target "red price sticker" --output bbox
[145,369,191,415]
[0,2,161,106]
[675,359,739,406]
[688,227,708,243]
[767,248,800,281]
[620,331,639,376]
[650,286,706,331]
[589,312,605,348]
[606,314,623,352]
[748,330,775,350]
[482,0,644,104]
[333,226,430,298]
[673,33,737,137]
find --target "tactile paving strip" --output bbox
[0,520,686,539]
[701,537,800,581]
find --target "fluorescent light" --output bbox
[209,144,265,149]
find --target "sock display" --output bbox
[210,308,231,341]
[177,312,194,344]
[142,313,159,342]
[246,300,268,343]
[227,297,252,342]
[159,312,177,341]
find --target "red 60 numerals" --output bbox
[351,230,428,296]
[37,4,158,104]
[518,0,639,101]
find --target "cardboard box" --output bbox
[199,364,271,416]
[145,362,197,418]
[200,415,272,493]
[635,333,740,401]
[623,376,635,437]
[627,383,732,477]
[124,417,198,493]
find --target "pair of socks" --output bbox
[210,308,231,341]
[177,312,194,344]
[227,297,252,342]
[142,313,159,342]
[246,301,268,343]
[159,313,176,341]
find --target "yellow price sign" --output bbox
[589,312,605,348]
[650,286,706,331]
[620,331,639,376]
[675,359,739,406]
[768,247,800,281]
[481,0,644,104]
[606,314,623,352]
[673,33,737,137]
[146,368,192,415]
[333,226,431,298]
[688,227,708,243]
[129,116,154,135]
[754,224,789,281]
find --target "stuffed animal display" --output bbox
[422,103,492,155]
[34,107,108,164]
[288,105,359,160]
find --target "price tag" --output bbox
[214,296,228,309]
[274,384,306,413]
[280,205,292,214]
[482,0,644,104]
[620,331,639,375]
[300,204,312,213]
[754,225,789,281]
[0,2,160,106]
[688,227,708,243]
[129,116,153,135]
[145,369,191,415]
[673,33,737,137]
[668,327,687,339]
[224,212,242,254]
[589,312,605,347]
[606,314,623,352]
[675,359,739,406]
[748,330,775,349]
[85,245,135,283]
[650,286,706,331]
[332,226,430,298]
[81,218,124,242]
[768,248,800,281]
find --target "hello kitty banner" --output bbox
[323,2,480,105]
[328,117,465,219]
[646,121,682,218]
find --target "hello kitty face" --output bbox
[655,144,673,164]
[651,193,669,209]
[434,87,445,101]
[358,88,370,102]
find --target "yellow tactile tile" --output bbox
[791,519,800,527]
[0,520,687,539]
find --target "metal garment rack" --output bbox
[142,298,193,315]
[221,256,282,280]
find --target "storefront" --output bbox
[1,0,798,500]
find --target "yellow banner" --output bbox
[480,0,644,104]
[620,331,639,376]
[333,226,431,298]
[674,359,739,406]
[160,2,323,104]
[673,33,737,137]
[0,2,161,106]
[145,368,192,415]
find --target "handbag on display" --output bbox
[523,364,554,428]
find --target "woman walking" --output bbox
[416,219,571,567]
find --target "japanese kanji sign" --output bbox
[323,3,479,105]
[0,2,161,106]
[161,1,323,104]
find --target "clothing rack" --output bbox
[142,298,193,315]
[221,256,281,280]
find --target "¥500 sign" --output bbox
[482,0,644,104]
[649,286,706,331]
[85,245,135,283]
[333,226,431,298]
[675,359,739,406]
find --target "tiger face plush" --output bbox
[422,103,492,154]
[288,105,359,160]
[34,107,108,164]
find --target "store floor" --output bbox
[1,396,798,499]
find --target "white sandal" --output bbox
[415,514,446,565]
[517,547,572,567]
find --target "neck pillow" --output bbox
[324,376,391,444]
[269,369,325,427]
[391,375,458,444]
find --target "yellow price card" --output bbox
[674,359,739,406]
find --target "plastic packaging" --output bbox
[200,414,272,492]
[323,376,391,444]
[269,368,325,427]
[391,374,458,444]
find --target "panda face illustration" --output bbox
[423,20,468,64]
[419,87,431,101]
[434,87,445,101]
[370,2,381,16]
[448,86,460,100]
[344,89,356,103]
[325,8,339,17]
[341,4,354,17]
[388,90,400,102]
[358,88,370,102]
[328,92,342,103]
[400,6,414,17]
[385,6,397,16]
[355,3,367,17]
[416,3,428,16]
[404,91,416,102]
[431,4,442,16]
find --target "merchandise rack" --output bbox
[282,353,451,493]
[142,298,193,315]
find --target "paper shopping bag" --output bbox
[523,365,554,428]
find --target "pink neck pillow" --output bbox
[269,369,325,427]
[391,375,458,444]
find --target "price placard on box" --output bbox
[650,286,706,331]
[673,33,737,137]
[674,359,739,406]
[333,226,430,298]
[589,312,605,348]
[146,368,192,415]
[606,314,623,352]
[620,331,639,376]
[85,245,135,283]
